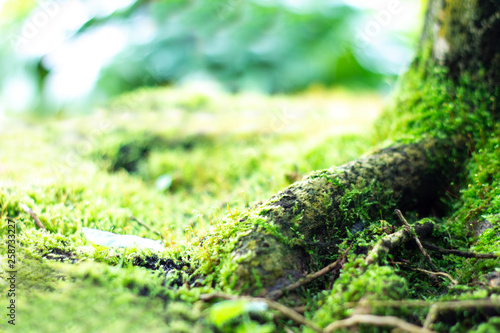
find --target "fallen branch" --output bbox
[130,216,161,236]
[199,292,323,333]
[267,245,352,300]
[19,203,46,230]
[395,209,438,271]
[421,241,499,259]
[324,314,436,333]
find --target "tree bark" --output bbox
[419,0,500,88]
[221,138,466,293]
[214,0,500,294]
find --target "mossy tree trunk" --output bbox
[213,0,500,294]
[419,0,500,87]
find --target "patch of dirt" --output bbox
[133,255,193,287]
[41,248,79,264]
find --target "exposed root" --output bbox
[20,203,46,231]
[328,250,348,289]
[343,299,433,309]
[408,267,458,286]
[199,292,323,333]
[395,209,438,271]
[411,267,458,285]
[364,223,431,267]
[324,314,436,333]
[341,298,500,330]
[421,241,500,259]
[267,245,352,300]
[391,261,458,285]
[365,227,411,266]
[424,299,500,329]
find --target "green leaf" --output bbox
[208,300,268,327]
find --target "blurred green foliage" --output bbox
[97,0,374,92]
[0,0,420,114]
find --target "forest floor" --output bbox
[0,86,385,332]
[1,78,499,332]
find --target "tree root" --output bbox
[393,263,458,285]
[222,138,467,293]
[199,292,323,333]
[266,245,352,300]
[364,218,434,267]
[199,292,443,333]
[324,314,436,333]
[339,298,500,331]
[421,241,499,259]
[395,209,438,271]
[423,299,500,329]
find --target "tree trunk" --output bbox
[211,0,500,295]
[419,0,500,89]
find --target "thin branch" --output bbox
[424,299,500,329]
[365,227,410,266]
[345,298,500,311]
[199,292,323,333]
[343,299,433,309]
[391,261,458,285]
[412,268,458,285]
[292,306,306,314]
[19,203,46,231]
[395,209,438,271]
[421,241,499,259]
[130,216,161,236]
[324,314,436,333]
[268,245,352,300]
[329,250,348,289]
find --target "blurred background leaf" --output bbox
[0,0,424,115]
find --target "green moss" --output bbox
[376,66,494,144]
[310,260,409,331]
[472,317,500,333]
[11,261,215,333]
[1,61,499,331]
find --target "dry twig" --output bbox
[268,245,352,300]
[19,203,46,230]
[324,314,436,333]
[395,209,438,271]
[421,241,499,259]
[199,292,323,333]
[130,216,161,236]
[412,267,458,285]
[391,261,458,285]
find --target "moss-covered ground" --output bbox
[0,86,382,332]
[1,67,499,333]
